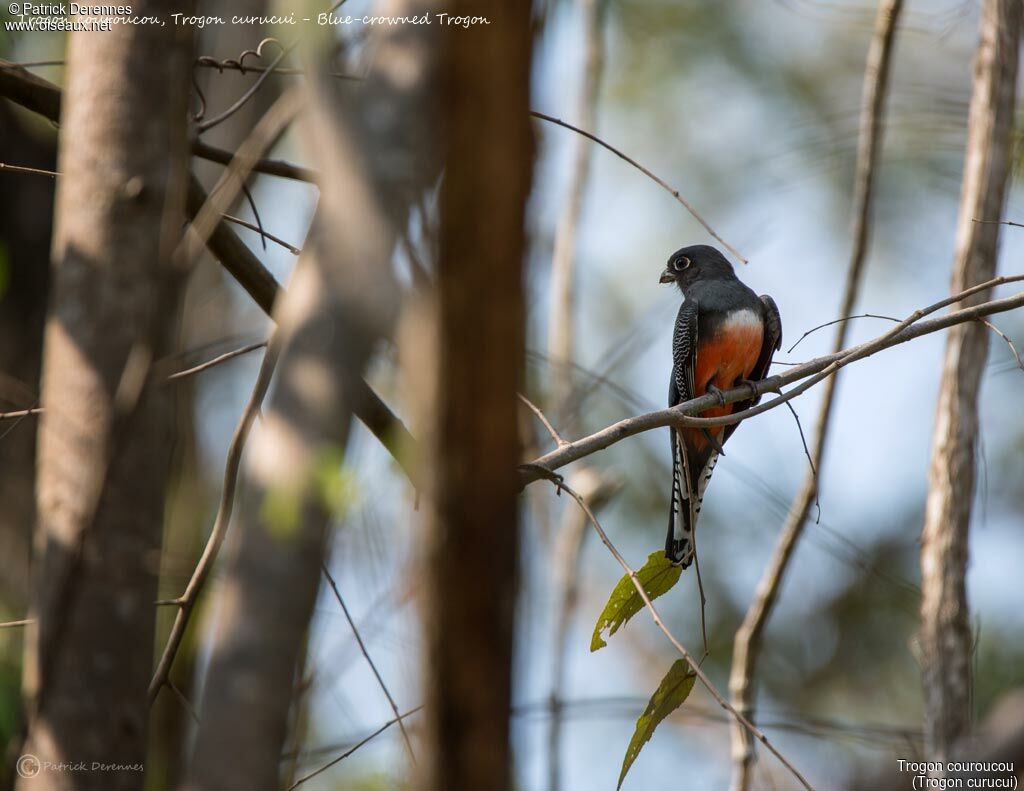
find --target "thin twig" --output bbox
[167,680,201,725]
[0,619,34,629]
[181,86,305,269]
[1,57,357,80]
[0,161,59,177]
[286,706,424,791]
[534,473,816,791]
[786,312,900,353]
[973,217,1024,229]
[195,60,357,80]
[192,139,317,183]
[518,393,568,447]
[196,43,293,133]
[0,407,44,421]
[166,340,269,381]
[221,214,302,255]
[784,401,820,522]
[238,180,267,251]
[977,318,1023,371]
[320,563,416,762]
[148,337,280,703]
[530,110,747,264]
[4,342,269,424]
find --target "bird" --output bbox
[660,244,782,567]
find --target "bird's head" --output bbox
[659,245,735,290]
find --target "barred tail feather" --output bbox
[666,463,693,566]
[666,431,718,569]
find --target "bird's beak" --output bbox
[659,268,675,284]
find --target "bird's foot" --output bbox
[736,378,763,399]
[705,384,727,406]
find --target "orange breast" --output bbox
[684,312,763,452]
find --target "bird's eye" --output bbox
[673,256,691,272]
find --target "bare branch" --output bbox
[191,138,317,183]
[148,337,279,704]
[165,340,269,381]
[0,408,43,422]
[0,619,34,629]
[978,318,1023,372]
[786,312,899,354]
[285,706,425,791]
[0,161,58,178]
[320,563,415,761]
[220,213,302,255]
[518,393,568,448]
[521,279,1024,486]
[530,111,746,264]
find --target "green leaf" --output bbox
[590,551,682,651]
[618,659,696,789]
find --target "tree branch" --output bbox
[520,278,1024,486]
[531,111,746,264]
[147,336,279,705]
[191,137,317,183]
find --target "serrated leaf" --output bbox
[618,659,696,789]
[590,551,682,651]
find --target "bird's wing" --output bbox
[672,298,699,404]
[724,294,782,443]
[667,300,699,563]
[753,294,783,384]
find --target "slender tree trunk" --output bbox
[184,5,442,789]
[727,2,904,786]
[16,5,194,789]
[920,0,1020,766]
[547,0,605,420]
[418,4,534,790]
[544,2,607,787]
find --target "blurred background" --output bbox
[1,0,1022,789]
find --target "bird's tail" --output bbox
[666,469,695,568]
[666,430,718,568]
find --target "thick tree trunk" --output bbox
[16,5,194,790]
[919,0,1019,765]
[418,4,534,790]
